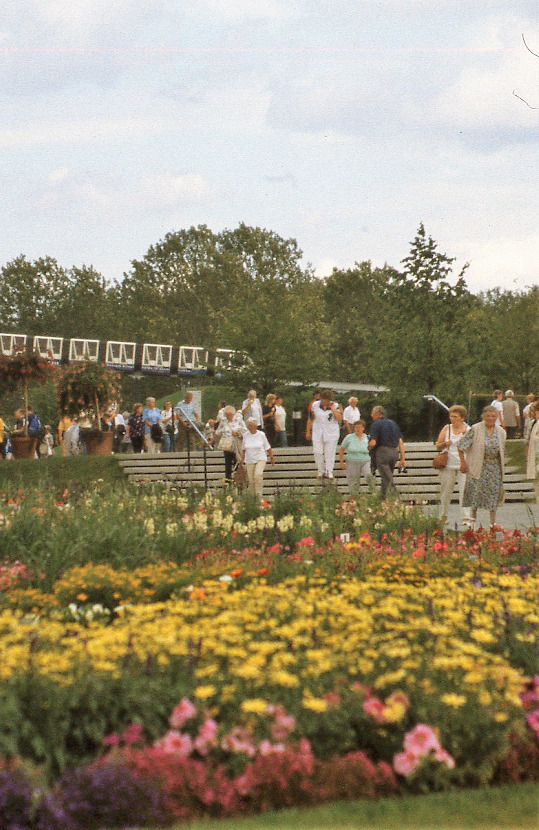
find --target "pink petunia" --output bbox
[169,698,197,729]
[393,750,419,777]
[194,718,219,756]
[363,696,386,723]
[155,729,193,757]
[403,724,441,757]
[526,709,539,737]
[434,748,456,769]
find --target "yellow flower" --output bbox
[441,693,467,708]
[494,712,508,722]
[302,697,328,712]
[241,699,269,714]
[194,685,216,700]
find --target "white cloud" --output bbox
[430,16,539,135]
[201,0,298,21]
[314,257,338,278]
[35,168,213,222]
[462,233,539,292]
[141,173,212,205]
[0,117,166,149]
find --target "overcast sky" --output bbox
[1,0,537,295]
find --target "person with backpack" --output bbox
[27,407,43,457]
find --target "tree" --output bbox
[0,255,71,335]
[218,225,328,393]
[117,225,239,346]
[322,261,397,383]
[380,224,471,437]
[53,266,118,341]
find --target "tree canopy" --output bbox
[1,222,535,435]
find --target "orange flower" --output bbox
[230,569,243,578]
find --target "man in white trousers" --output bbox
[305,389,343,479]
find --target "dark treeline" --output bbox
[1,222,537,437]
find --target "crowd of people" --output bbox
[0,386,537,521]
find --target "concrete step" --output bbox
[117,443,533,503]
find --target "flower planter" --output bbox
[10,436,38,459]
[80,430,114,456]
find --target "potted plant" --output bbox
[55,361,121,455]
[0,348,56,458]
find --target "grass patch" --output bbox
[176,783,538,830]
[505,440,527,476]
[0,454,126,495]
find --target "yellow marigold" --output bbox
[494,712,508,722]
[470,628,496,644]
[302,697,328,712]
[267,670,299,688]
[441,693,467,708]
[241,699,269,714]
[194,685,216,700]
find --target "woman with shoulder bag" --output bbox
[215,405,246,483]
[435,405,471,525]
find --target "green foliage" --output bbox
[0,455,125,496]
[1,224,536,439]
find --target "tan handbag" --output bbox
[433,424,450,469]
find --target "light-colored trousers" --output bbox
[313,435,338,477]
[145,435,161,454]
[246,459,266,498]
[345,460,372,492]
[438,466,470,519]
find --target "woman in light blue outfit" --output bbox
[458,405,506,529]
[339,420,372,493]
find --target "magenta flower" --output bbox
[403,724,441,757]
[155,730,193,757]
[393,750,419,777]
[169,698,197,729]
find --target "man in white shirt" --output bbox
[490,390,505,429]
[343,397,361,433]
[274,396,287,447]
[241,390,263,428]
[305,390,343,479]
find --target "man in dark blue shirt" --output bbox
[368,406,406,498]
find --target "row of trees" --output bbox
[1,223,537,436]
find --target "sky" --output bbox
[1,0,538,297]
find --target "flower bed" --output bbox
[0,486,537,826]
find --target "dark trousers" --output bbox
[224,450,236,481]
[374,446,399,498]
[505,426,517,440]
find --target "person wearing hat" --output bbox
[502,390,521,439]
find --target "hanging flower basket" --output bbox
[55,360,121,433]
[0,348,56,438]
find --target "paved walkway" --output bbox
[425,501,538,532]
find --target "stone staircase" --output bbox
[117,443,534,503]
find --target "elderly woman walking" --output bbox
[242,417,275,499]
[215,405,246,483]
[458,405,506,529]
[435,405,471,525]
